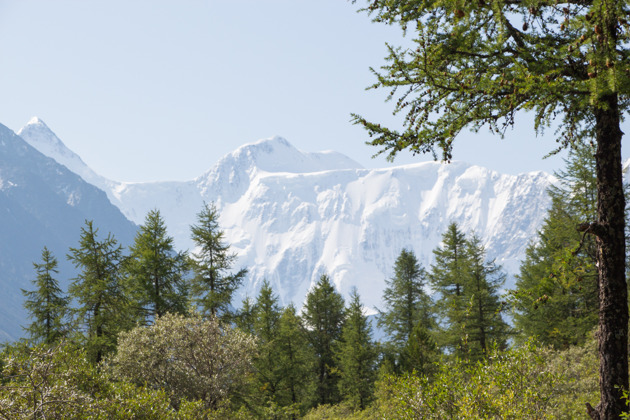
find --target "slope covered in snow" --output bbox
[17,118,554,311]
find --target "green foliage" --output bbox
[336,288,378,410]
[125,209,189,321]
[352,1,630,159]
[378,248,434,372]
[22,247,69,344]
[461,235,509,359]
[430,224,508,360]
[373,342,560,419]
[429,223,470,355]
[303,273,346,406]
[190,202,247,319]
[273,304,315,414]
[544,331,599,419]
[108,311,256,411]
[0,341,189,419]
[379,248,432,345]
[235,296,257,335]
[67,220,131,364]
[248,280,284,410]
[511,145,599,349]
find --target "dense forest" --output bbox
[0,145,614,418]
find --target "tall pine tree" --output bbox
[250,280,283,409]
[429,224,469,355]
[189,202,246,319]
[275,305,314,416]
[125,209,189,323]
[336,288,377,410]
[302,274,345,406]
[461,235,509,359]
[512,144,599,349]
[378,248,435,372]
[67,221,130,364]
[22,247,69,344]
[430,224,508,360]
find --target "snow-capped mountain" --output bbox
[0,122,137,341]
[17,118,554,311]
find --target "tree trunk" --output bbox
[588,92,628,419]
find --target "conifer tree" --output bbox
[431,225,508,360]
[251,280,283,408]
[126,209,189,322]
[275,305,314,415]
[512,145,599,349]
[461,235,509,359]
[67,221,129,364]
[189,202,246,319]
[302,274,345,406]
[352,1,630,415]
[22,247,69,344]
[235,296,256,335]
[429,223,469,354]
[379,249,433,345]
[400,321,439,377]
[378,248,434,372]
[336,288,377,410]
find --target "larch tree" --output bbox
[462,235,510,359]
[189,202,247,320]
[251,280,283,408]
[378,248,435,372]
[429,223,469,354]
[512,144,599,349]
[67,221,129,364]
[352,1,629,417]
[275,304,314,415]
[22,247,69,344]
[336,288,377,410]
[125,209,189,322]
[302,273,345,406]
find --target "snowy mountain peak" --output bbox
[195,136,364,203]
[18,117,65,149]
[17,117,115,196]
[227,135,363,174]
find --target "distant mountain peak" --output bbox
[17,118,115,196]
[18,116,64,148]
[215,135,363,175]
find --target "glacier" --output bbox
[17,118,554,310]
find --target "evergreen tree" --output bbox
[379,248,433,346]
[189,202,247,319]
[512,145,599,349]
[378,248,434,372]
[431,225,508,360]
[125,209,189,322]
[22,247,69,344]
[336,288,377,410]
[429,223,469,354]
[235,296,256,335]
[461,235,509,359]
[251,280,283,408]
[67,221,130,364]
[302,274,345,406]
[275,305,314,416]
[400,321,439,377]
[352,2,629,415]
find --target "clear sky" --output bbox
[0,1,625,182]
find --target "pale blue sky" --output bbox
[0,1,622,182]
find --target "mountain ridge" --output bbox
[15,118,555,311]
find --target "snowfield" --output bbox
[18,118,555,309]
